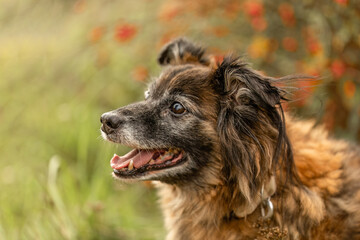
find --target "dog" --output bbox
[100,38,360,240]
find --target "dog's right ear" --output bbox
[157,38,210,66]
[213,56,300,200]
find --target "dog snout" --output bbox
[100,112,123,133]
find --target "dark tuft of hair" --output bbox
[214,56,302,195]
[158,38,210,66]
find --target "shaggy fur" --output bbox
[100,38,360,240]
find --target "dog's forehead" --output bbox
[150,65,212,98]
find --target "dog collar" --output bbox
[232,176,276,219]
[260,184,274,219]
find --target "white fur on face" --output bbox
[144,90,150,99]
[100,130,109,140]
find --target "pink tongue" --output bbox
[110,149,156,170]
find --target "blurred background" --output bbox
[0,0,359,239]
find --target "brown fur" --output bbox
[101,38,360,239]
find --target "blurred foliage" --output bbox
[0,0,359,239]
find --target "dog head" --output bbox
[101,38,297,197]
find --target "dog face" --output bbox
[101,38,297,196]
[101,64,220,183]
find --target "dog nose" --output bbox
[101,113,122,130]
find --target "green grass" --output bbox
[0,0,165,239]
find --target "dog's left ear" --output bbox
[158,38,210,66]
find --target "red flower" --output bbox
[251,17,267,31]
[114,24,137,43]
[302,27,322,55]
[331,59,346,78]
[243,1,266,31]
[278,3,296,27]
[306,39,321,55]
[244,1,264,18]
[334,0,348,5]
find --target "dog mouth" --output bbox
[110,148,186,178]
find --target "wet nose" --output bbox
[100,113,122,131]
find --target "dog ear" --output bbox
[213,56,282,105]
[158,38,210,66]
[214,56,298,199]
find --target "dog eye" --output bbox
[170,102,186,115]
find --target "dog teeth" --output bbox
[128,160,134,170]
[169,148,179,155]
[149,159,155,165]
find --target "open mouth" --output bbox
[110,148,186,178]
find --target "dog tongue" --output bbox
[110,149,155,170]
